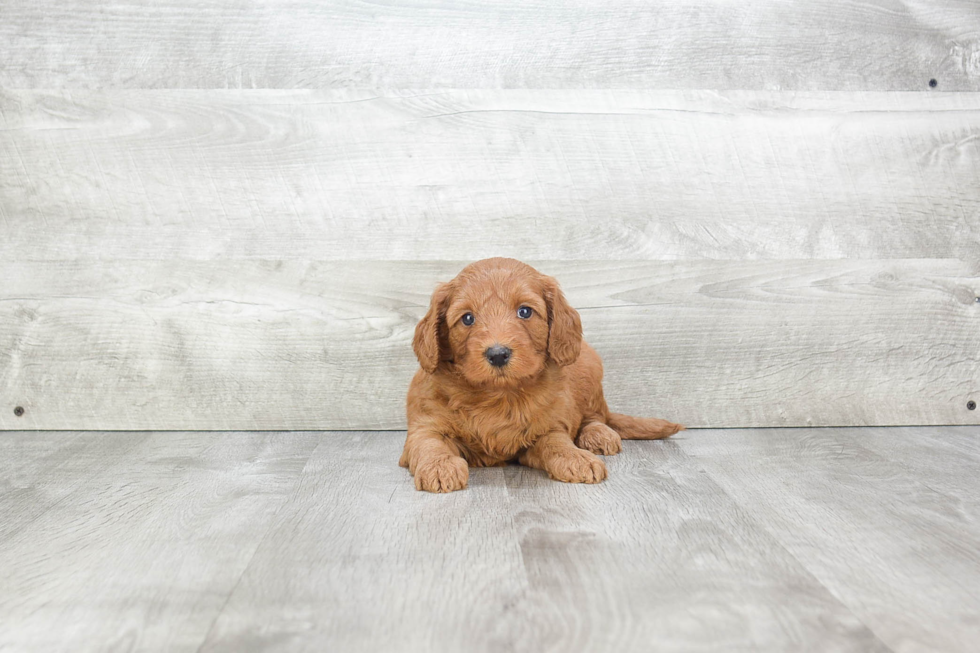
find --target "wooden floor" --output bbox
[1,427,978,652]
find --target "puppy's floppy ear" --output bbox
[413,281,454,373]
[542,275,582,367]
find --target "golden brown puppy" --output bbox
[400,258,683,493]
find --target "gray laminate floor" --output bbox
[1,427,978,652]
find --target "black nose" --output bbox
[485,344,512,368]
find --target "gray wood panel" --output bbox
[198,433,886,653]
[2,259,977,430]
[681,427,980,653]
[199,433,531,653]
[831,426,980,514]
[4,428,980,651]
[0,431,318,653]
[1,1,978,90]
[2,90,979,262]
[0,431,149,540]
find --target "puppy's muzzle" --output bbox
[485,344,512,368]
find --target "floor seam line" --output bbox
[194,434,323,653]
[672,436,898,653]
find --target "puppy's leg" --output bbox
[401,428,469,493]
[575,421,622,456]
[520,430,607,484]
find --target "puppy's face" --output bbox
[444,271,550,386]
[413,258,582,387]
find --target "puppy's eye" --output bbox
[517,306,532,319]
[461,313,475,326]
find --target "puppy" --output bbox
[400,258,684,493]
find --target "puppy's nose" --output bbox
[485,344,512,368]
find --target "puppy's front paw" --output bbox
[548,449,607,484]
[414,456,469,493]
[576,423,622,455]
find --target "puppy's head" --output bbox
[413,258,582,386]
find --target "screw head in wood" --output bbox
[13,406,24,417]
[969,401,977,411]
[929,78,938,88]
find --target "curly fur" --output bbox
[400,258,684,493]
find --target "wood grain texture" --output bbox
[0,431,150,540]
[198,432,886,653]
[0,431,318,653]
[4,428,980,651]
[2,90,979,262]
[681,427,980,653]
[1,1,978,90]
[833,426,980,514]
[1,259,977,430]
[198,432,530,653]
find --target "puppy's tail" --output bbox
[607,412,685,440]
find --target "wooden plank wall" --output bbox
[1,1,978,429]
